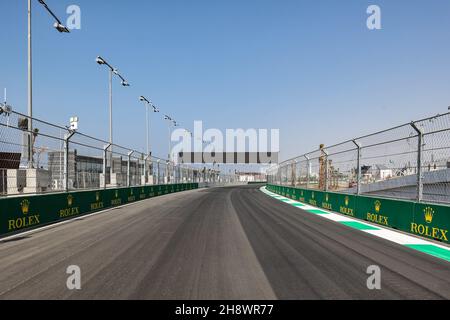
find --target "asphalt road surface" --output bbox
[0,185,449,300]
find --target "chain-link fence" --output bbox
[267,113,450,204]
[0,108,238,196]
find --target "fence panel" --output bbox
[267,113,450,205]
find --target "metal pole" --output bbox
[173,164,177,183]
[109,69,113,180]
[411,122,423,202]
[127,151,133,187]
[64,136,68,191]
[167,162,171,184]
[102,144,111,189]
[109,70,113,147]
[157,160,160,184]
[143,154,146,185]
[168,123,171,161]
[323,150,329,192]
[63,131,75,192]
[144,154,150,185]
[28,0,33,168]
[352,140,361,195]
[63,136,68,191]
[103,147,106,189]
[292,161,296,187]
[146,103,149,155]
[304,155,310,189]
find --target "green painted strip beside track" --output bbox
[405,244,450,262]
[307,209,330,215]
[339,221,380,231]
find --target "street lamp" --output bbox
[38,0,70,32]
[27,0,70,168]
[95,56,130,148]
[139,96,160,156]
[164,115,177,161]
[96,56,129,181]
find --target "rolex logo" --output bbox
[115,190,119,198]
[301,191,304,196]
[375,200,381,213]
[96,192,100,202]
[67,195,73,207]
[20,199,30,215]
[325,194,329,202]
[312,192,315,199]
[424,207,434,224]
[344,196,349,207]
[130,189,133,196]
[141,187,145,194]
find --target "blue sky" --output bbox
[1,0,450,161]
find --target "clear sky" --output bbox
[1,0,450,161]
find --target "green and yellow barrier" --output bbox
[266,184,450,244]
[0,183,198,237]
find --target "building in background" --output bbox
[237,171,266,182]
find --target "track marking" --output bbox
[260,186,450,263]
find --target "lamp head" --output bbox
[96,56,106,65]
[54,22,70,33]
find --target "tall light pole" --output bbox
[172,120,179,161]
[96,56,129,160]
[139,96,159,156]
[96,56,129,181]
[28,0,69,168]
[164,115,175,161]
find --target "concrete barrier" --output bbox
[0,183,198,238]
[266,184,450,244]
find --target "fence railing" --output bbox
[0,108,238,196]
[267,112,450,204]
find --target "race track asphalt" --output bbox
[0,185,449,300]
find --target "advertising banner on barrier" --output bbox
[267,184,450,244]
[356,195,414,230]
[413,202,449,242]
[0,183,198,238]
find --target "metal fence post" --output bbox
[63,131,75,192]
[304,155,310,189]
[278,165,281,185]
[143,154,147,185]
[323,149,329,192]
[411,122,424,202]
[102,144,111,189]
[292,161,296,187]
[127,151,134,187]
[157,159,160,184]
[145,154,151,185]
[166,161,170,184]
[352,140,361,195]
